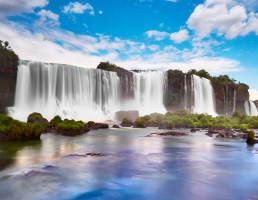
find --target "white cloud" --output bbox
[0,20,242,75]
[170,29,190,43]
[0,0,48,18]
[165,0,177,2]
[63,2,94,15]
[249,89,258,101]
[241,12,258,36]
[148,45,160,51]
[145,30,169,41]
[99,11,103,14]
[36,9,59,26]
[187,3,247,39]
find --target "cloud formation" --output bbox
[170,29,190,43]
[145,30,170,41]
[63,2,94,15]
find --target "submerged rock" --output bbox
[87,121,109,130]
[205,133,213,137]
[112,124,120,128]
[147,131,189,137]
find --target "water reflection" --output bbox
[0,128,258,200]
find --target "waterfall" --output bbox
[121,71,167,116]
[9,61,167,121]
[244,100,258,116]
[192,75,217,116]
[184,74,187,109]
[9,61,121,121]
[233,89,236,113]
[250,102,258,116]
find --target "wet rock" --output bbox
[205,133,213,137]
[216,134,222,138]
[208,128,219,133]
[191,128,197,132]
[86,153,105,157]
[87,121,109,130]
[112,124,120,128]
[148,131,189,136]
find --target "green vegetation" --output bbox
[122,118,132,124]
[132,109,258,130]
[50,115,63,126]
[0,114,44,140]
[97,62,119,72]
[246,130,256,145]
[57,120,87,131]
[27,112,44,123]
[0,40,18,58]
[134,118,146,128]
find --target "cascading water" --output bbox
[9,61,121,121]
[244,100,258,117]
[192,75,217,116]
[9,61,167,121]
[121,71,167,116]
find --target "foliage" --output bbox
[0,114,44,140]
[97,62,119,72]
[246,130,256,145]
[134,118,146,128]
[57,119,87,131]
[50,115,63,126]
[188,69,211,79]
[27,112,44,122]
[122,117,132,124]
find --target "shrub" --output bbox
[246,130,256,145]
[134,118,146,128]
[122,118,132,124]
[240,124,248,131]
[50,115,63,126]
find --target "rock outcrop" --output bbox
[0,41,18,114]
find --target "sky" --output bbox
[0,0,258,99]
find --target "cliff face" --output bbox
[212,80,249,115]
[97,62,134,99]
[165,70,192,111]
[0,42,18,114]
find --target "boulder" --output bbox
[112,124,120,128]
[205,133,213,137]
[87,121,109,130]
[115,110,139,123]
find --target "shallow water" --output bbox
[0,128,258,200]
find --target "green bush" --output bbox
[122,117,132,124]
[134,118,146,128]
[57,120,87,131]
[50,115,63,126]
[240,124,248,131]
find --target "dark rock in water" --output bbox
[45,127,58,133]
[59,126,89,136]
[87,121,109,130]
[216,134,222,138]
[86,153,105,157]
[158,121,174,130]
[191,128,197,132]
[246,130,258,145]
[115,110,139,123]
[205,133,213,137]
[242,134,248,139]
[112,124,120,128]
[208,128,219,133]
[219,132,226,138]
[243,130,249,134]
[148,131,189,137]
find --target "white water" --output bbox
[192,75,217,116]
[9,61,167,121]
[244,100,258,117]
[122,71,167,116]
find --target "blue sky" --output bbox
[0,0,258,97]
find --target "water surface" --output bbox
[0,128,257,200]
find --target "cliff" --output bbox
[0,41,18,114]
[97,62,134,99]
